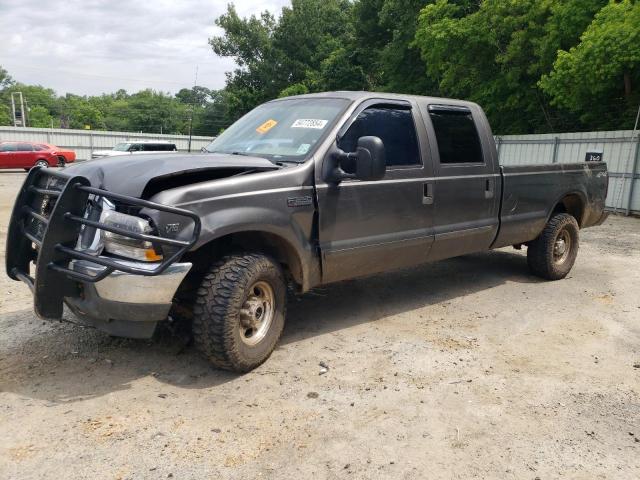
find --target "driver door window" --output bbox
[338,106,421,168]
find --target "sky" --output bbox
[0,0,290,96]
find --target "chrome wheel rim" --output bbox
[553,230,571,264]
[35,161,48,168]
[239,281,275,346]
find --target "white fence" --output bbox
[2,126,638,214]
[0,126,214,161]
[496,130,640,215]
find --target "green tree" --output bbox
[59,94,106,129]
[175,86,213,107]
[539,0,640,129]
[27,105,54,128]
[210,0,355,118]
[0,65,12,125]
[0,65,13,89]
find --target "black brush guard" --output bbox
[6,167,201,319]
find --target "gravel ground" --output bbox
[0,171,639,479]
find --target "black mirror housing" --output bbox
[353,136,385,181]
[322,136,386,184]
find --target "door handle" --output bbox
[484,178,494,199]
[423,182,434,205]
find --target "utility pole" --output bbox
[11,92,26,127]
[187,65,198,153]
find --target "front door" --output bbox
[0,142,19,168]
[420,103,500,261]
[316,99,435,283]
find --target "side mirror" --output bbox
[323,136,386,183]
[352,136,386,181]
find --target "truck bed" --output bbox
[492,162,609,248]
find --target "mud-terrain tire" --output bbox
[192,253,286,372]
[527,213,579,280]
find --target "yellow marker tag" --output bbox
[256,119,278,134]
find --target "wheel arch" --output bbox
[182,228,316,292]
[549,191,587,227]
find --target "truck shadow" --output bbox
[1,249,536,403]
[283,249,538,344]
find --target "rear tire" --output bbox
[192,252,286,372]
[527,213,579,280]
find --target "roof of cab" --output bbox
[270,90,480,109]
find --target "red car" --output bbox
[0,141,76,170]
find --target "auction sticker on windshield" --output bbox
[256,119,278,134]
[291,119,328,129]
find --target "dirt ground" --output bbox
[0,170,639,480]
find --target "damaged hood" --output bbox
[63,152,280,197]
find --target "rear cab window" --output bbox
[427,105,484,165]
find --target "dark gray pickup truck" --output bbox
[6,91,609,371]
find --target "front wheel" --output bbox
[527,213,579,280]
[34,160,49,169]
[192,252,286,372]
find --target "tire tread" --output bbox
[191,253,285,372]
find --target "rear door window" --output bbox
[0,143,18,152]
[428,106,483,164]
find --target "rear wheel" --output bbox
[191,252,286,372]
[527,213,579,280]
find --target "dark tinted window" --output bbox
[0,143,17,152]
[17,143,34,151]
[339,106,421,167]
[428,107,483,164]
[34,144,48,151]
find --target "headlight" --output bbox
[101,210,163,262]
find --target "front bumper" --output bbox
[64,260,191,338]
[6,167,200,338]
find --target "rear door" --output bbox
[420,103,500,261]
[316,98,435,283]
[16,143,35,168]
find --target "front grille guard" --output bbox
[6,167,201,318]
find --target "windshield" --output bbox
[113,143,131,152]
[204,98,349,162]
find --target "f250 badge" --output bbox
[287,195,313,207]
[165,223,180,233]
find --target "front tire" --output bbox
[527,213,579,280]
[192,253,286,372]
[34,160,49,169]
